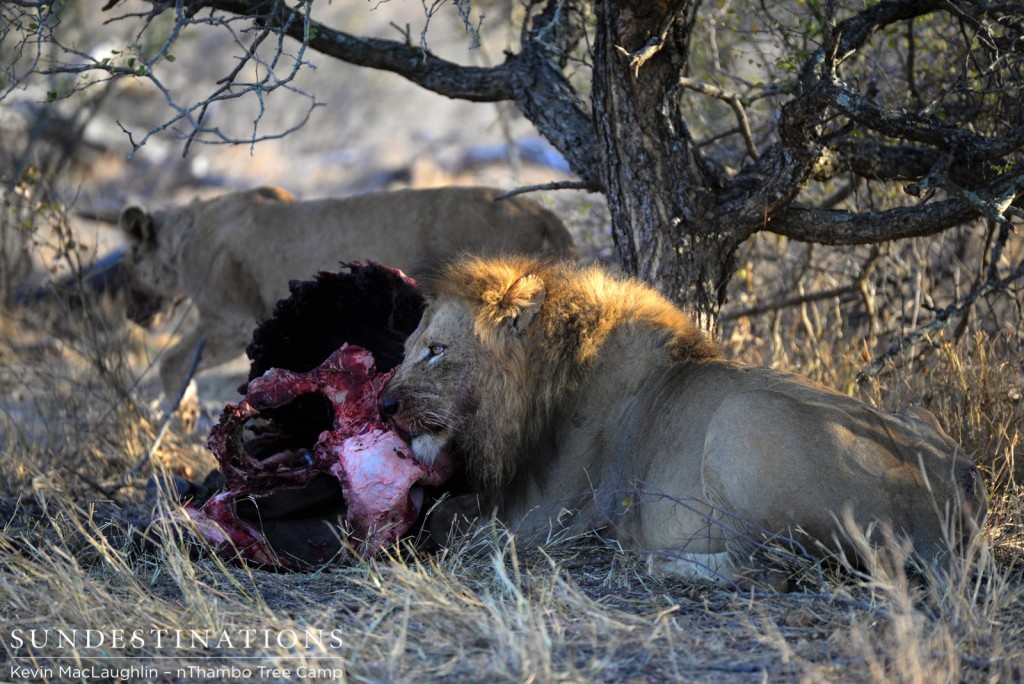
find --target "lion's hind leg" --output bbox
[698,390,844,589]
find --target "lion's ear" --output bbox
[501,274,546,334]
[119,205,155,249]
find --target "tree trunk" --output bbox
[592,0,738,329]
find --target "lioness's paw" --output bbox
[172,380,201,433]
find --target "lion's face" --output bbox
[119,204,180,325]
[381,268,547,489]
[381,300,479,465]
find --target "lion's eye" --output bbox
[427,344,446,358]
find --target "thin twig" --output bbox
[820,178,859,209]
[131,337,206,476]
[494,180,598,200]
[858,256,1024,382]
[722,250,877,322]
[986,220,1011,284]
[613,3,684,76]
[389,22,413,47]
[61,465,122,500]
[678,76,759,160]
[939,174,1023,228]
[721,283,859,322]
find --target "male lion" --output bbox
[119,186,573,404]
[380,256,988,585]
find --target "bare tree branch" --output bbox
[279,5,517,102]
[716,0,938,221]
[717,0,1024,243]
[819,141,964,184]
[721,250,878,323]
[721,282,860,323]
[828,82,1024,158]
[677,76,759,161]
[510,1,600,187]
[204,0,604,185]
[857,255,1024,382]
[770,200,998,246]
[494,180,596,200]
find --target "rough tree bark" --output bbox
[592,0,730,327]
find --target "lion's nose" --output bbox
[379,392,399,420]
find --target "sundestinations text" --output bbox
[7,628,344,650]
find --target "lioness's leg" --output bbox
[159,321,253,396]
[159,324,249,430]
[159,328,207,403]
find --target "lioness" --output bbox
[120,186,574,403]
[380,256,988,585]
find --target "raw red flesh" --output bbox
[184,343,452,568]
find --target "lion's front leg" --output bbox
[426,494,484,545]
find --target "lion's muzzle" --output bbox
[378,387,453,466]
[126,287,172,327]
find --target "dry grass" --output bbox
[2,235,1023,683]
